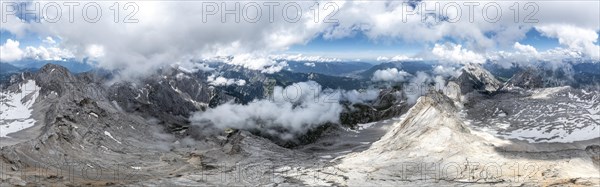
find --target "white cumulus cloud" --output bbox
[24,46,74,61]
[207,74,246,86]
[514,42,539,55]
[0,39,24,62]
[431,43,486,64]
[536,24,599,59]
[1,39,76,62]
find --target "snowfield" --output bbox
[0,80,40,137]
[529,86,570,99]
[502,125,599,143]
[466,87,600,143]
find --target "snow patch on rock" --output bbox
[0,80,40,137]
[530,86,569,99]
[104,131,122,144]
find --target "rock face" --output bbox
[107,67,234,130]
[502,68,545,90]
[0,64,308,186]
[1,64,170,185]
[455,63,502,94]
[340,88,409,126]
[501,64,579,90]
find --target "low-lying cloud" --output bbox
[340,89,380,104]
[190,81,342,140]
[189,81,380,140]
[403,70,457,104]
[226,53,289,74]
[207,74,246,86]
[372,68,411,82]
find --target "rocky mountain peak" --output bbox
[35,64,76,83]
[38,63,71,75]
[415,90,460,116]
[501,68,544,90]
[456,63,502,94]
[31,64,80,99]
[341,90,471,162]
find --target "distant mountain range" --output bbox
[285,61,374,77]
[0,62,20,73]
[1,59,94,74]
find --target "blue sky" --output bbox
[0,30,42,47]
[518,29,561,51]
[287,32,422,59]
